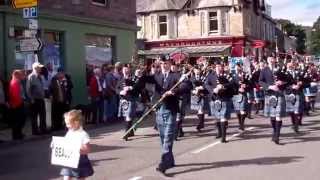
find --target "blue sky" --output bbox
[267,0,320,26]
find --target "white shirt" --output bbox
[65,127,90,145]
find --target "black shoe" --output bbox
[156,167,166,175]
[179,131,184,138]
[221,138,228,143]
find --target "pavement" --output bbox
[1,108,320,180]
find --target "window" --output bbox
[92,0,107,6]
[221,11,228,34]
[159,15,168,36]
[209,12,218,33]
[200,12,206,36]
[42,31,64,72]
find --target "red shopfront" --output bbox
[140,36,247,63]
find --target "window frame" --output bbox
[208,11,219,34]
[158,15,168,37]
[91,0,107,7]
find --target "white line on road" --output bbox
[191,127,256,154]
[128,176,143,180]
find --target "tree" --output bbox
[311,17,320,56]
[276,19,307,54]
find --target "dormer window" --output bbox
[92,0,107,7]
[209,11,218,34]
[159,15,168,36]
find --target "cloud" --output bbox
[266,0,319,26]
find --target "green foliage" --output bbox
[276,19,307,54]
[311,17,320,56]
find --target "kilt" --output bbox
[247,90,255,102]
[304,86,318,97]
[210,99,232,120]
[232,94,248,112]
[254,88,264,102]
[264,94,286,118]
[285,93,304,113]
[118,97,136,119]
[190,95,209,113]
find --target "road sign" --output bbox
[23,29,37,38]
[28,19,38,29]
[12,0,38,9]
[19,38,43,52]
[23,7,38,18]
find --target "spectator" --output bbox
[89,68,103,124]
[103,65,118,122]
[50,68,70,131]
[8,70,26,140]
[27,62,48,135]
[0,77,7,125]
[65,73,74,109]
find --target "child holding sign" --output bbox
[60,110,94,180]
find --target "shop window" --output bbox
[92,0,107,6]
[13,27,38,70]
[209,11,218,34]
[85,34,113,85]
[159,15,168,36]
[42,31,63,72]
[85,34,113,67]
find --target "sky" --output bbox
[267,0,320,26]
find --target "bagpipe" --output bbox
[122,64,195,139]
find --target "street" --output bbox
[1,110,320,180]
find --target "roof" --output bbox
[136,0,233,13]
[194,0,233,9]
[137,0,189,13]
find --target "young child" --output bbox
[60,110,94,180]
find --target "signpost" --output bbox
[19,38,42,52]
[12,0,38,9]
[28,19,38,29]
[23,7,38,18]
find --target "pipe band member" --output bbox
[285,62,307,133]
[175,66,193,140]
[232,63,250,131]
[118,64,137,141]
[303,65,318,116]
[265,69,288,145]
[155,56,189,175]
[190,66,210,132]
[210,61,236,143]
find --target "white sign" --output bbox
[28,19,38,29]
[51,136,81,168]
[23,30,37,38]
[19,38,42,52]
[23,7,37,18]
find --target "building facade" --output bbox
[0,0,137,104]
[137,0,277,62]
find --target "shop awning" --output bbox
[138,45,231,58]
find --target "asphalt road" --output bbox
[1,110,320,180]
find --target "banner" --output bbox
[51,136,81,168]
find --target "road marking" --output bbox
[191,127,256,154]
[128,176,143,180]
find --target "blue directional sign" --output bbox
[23,7,38,19]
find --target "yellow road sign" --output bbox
[12,0,38,9]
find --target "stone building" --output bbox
[136,0,277,62]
